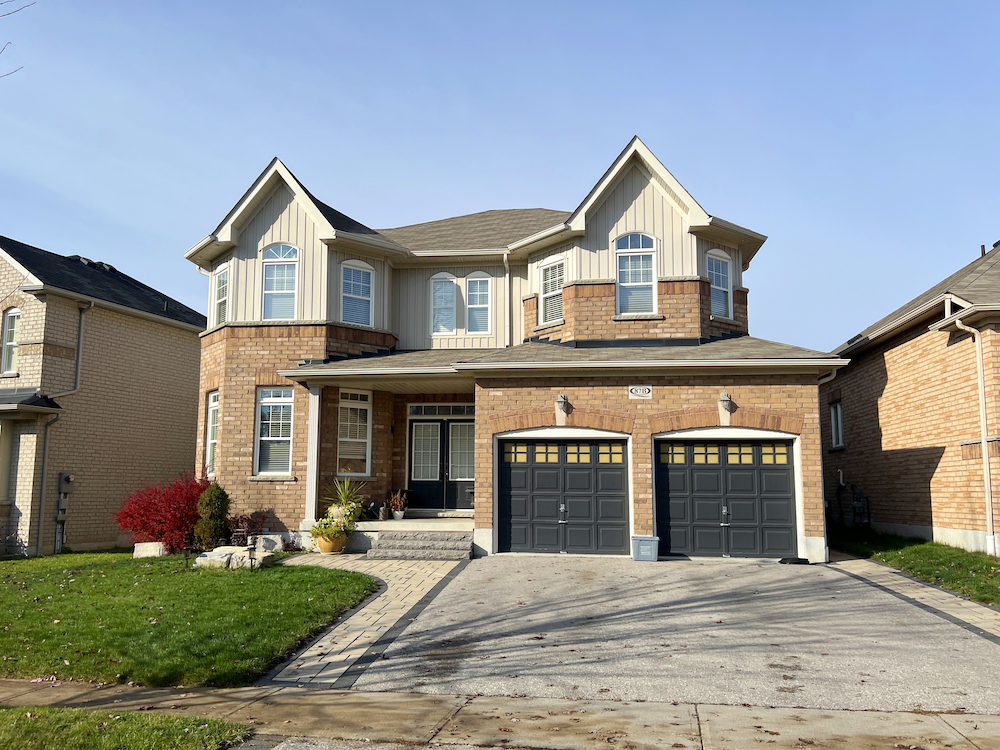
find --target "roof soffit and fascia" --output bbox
[185,158,412,269]
[836,292,972,356]
[18,283,206,332]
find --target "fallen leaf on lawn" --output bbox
[499,727,512,732]
[137,705,155,711]
[52,620,60,624]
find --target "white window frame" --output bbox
[338,389,372,477]
[430,273,457,336]
[254,387,294,475]
[830,402,844,449]
[707,248,733,319]
[465,272,491,335]
[341,259,374,327]
[205,390,219,476]
[212,263,229,327]
[1,307,19,374]
[615,234,656,315]
[261,244,298,321]
[539,258,565,325]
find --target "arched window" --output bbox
[466,272,491,334]
[261,244,298,320]
[431,272,457,335]
[615,233,655,314]
[1,308,20,373]
[341,259,374,327]
[707,248,732,318]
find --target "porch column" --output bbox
[302,384,322,528]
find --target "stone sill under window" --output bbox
[0,372,18,379]
[612,314,665,322]
[249,475,298,482]
[710,315,738,324]
[533,319,564,332]
[336,475,375,482]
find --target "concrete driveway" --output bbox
[351,556,1000,713]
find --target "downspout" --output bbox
[503,252,512,348]
[32,414,60,555]
[955,317,996,555]
[50,302,94,399]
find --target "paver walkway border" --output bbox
[259,554,467,689]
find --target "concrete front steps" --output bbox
[366,530,473,560]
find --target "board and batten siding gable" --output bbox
[327,251,390,330]
[230,184,328,322]
[509,263,529,344]
[578,161,696,280]
[392,265,506,349]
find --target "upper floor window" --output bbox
[616,234,655,314]
[431,273,456,335]
[213,264,229,327]
[342,260,373,327]
[466,273,490,334]
[707,249,732,318]
[205,390,219,476]
[256,387,293,474]
[540,260,565,324]
[830,401,844,449]
[262,244,298,320]
[1,308,20,373]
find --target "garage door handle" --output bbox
[720,523,730,527]
[558,520,568,524]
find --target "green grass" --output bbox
[830,527,1000,607]
[0,706,250,750]
[0,552,377,687]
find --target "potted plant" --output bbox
[388,489,407,520]
[311,479,365,554]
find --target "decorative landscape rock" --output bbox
[133,542,167,559]
[255,534,284,552]
[192,545,246,568]
[229,550,276,569]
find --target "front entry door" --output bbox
[408,420,475,509]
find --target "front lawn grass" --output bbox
[0,552,377,687]
[0,706,250,750]
[830,527,1000,607]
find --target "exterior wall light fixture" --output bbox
[556,393,570,413]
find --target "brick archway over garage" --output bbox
[649,406,803,435]
[488,407,635,436]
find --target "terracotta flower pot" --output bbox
[316,533,347,555]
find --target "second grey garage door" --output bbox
[654,440,796,557]
[498,439,629,554]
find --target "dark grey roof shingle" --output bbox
[0,235,206,328]
[377,209,571,253]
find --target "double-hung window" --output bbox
[338,390,371,476]
[213,265,228,326]
[262,245,298,320]
[342,262,373,326]
[256,388,293,474]
[431,274,456,334]
[616,234,655,314]
[466,274,490,334]
[830,402,844,449]
[540,261,565,324]
[205,391,219,476]
[1,308,19,373]
[707,250,732,318]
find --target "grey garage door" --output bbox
[654,440,796,557]
[498,439,629,554]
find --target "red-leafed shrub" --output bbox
[115,475,211,552]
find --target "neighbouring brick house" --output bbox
[0,235,205,556]
[820,243,1000,554]
[187,137,845,562]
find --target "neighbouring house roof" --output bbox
[377,209,572,253]
[837,243,1000,355]
[0,235,207,329]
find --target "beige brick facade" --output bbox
[820,324,1000,549]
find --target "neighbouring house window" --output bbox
[540,261,565,324]
[466,275,490,334]
[213,265,228,326]
[707,250,732,318]
[338,390,371,476]
[206,391,219,476]
[616,234,654,314]
[1,308,19,373]
[431,274,456,334]
[256,388,293,474]
[342,261,373,326]
[262,244,298,320]
[830,402,844,448]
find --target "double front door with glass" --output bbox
[408,419,475,509]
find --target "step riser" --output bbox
[371,540,471,550]
[366,549,471,560]
[377,531,473,542]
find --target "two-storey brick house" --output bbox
[0,235,205,556]
[187,137,846,562]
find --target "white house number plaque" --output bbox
[628,385,653,400]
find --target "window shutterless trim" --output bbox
[213,265,229,327]
[707,248,733,319]
[539,258,565,325]
[338,389,372,477]
[254,387,294,475]
[830,401,844,449]
[341,259,374,327]
[466,272,491,335]
[615,249,656,315]
[1,308,20,374]
[430,273,457,335]
[261,244,299,321]
[205,390,219,476]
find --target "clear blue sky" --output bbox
[2,1,999,352]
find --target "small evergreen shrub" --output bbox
[115,475,211,553]
[194,483,231,550]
